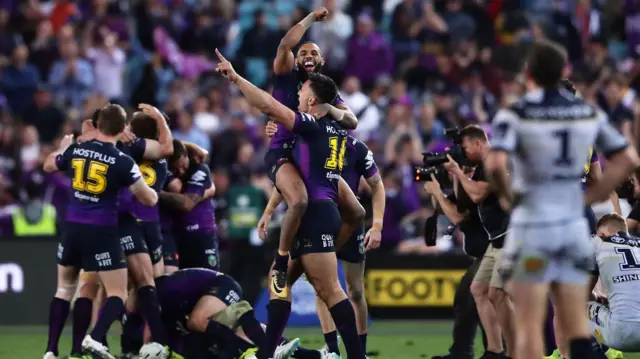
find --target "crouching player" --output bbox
[589,213,640,357]
[151,268,327,359]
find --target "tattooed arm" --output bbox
[158,192,203,212]
[484,151,512,212]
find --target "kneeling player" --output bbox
[155,268,319,359]
[589,214,640,354]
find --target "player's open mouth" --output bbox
[304,61,315,71]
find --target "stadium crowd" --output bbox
[1,0,640,258]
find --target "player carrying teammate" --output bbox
[263,6,361,301]
[215,49,366,359]
[264,122,385,356]
[42,104,158,359]
[485,40,640,359]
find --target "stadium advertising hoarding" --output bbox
[0,238,58,325]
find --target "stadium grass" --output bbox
[3,321,640,359]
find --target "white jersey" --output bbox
[593,233,640,321]
[491,88,628,224]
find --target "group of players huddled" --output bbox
[42,7,385,359]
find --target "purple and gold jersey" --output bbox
[174,163,216,234]
[582,146,600,187]
[55,140,142,226]
[130,159,169,221]
[269,67,346,150]
[116,139,146,215]
[342,136,379,193]
[291,112,348,202]
[159,170,177,231]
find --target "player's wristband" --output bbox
[372,219,383,231]
[264,206,274,216]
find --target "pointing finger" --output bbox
[215,48,226,62]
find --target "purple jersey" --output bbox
[159,170,177,231]
[56,140,142,226]
[174,163,216,234]
[130,159,169,221]
[156,268,229,318]
[116,139,146,215]
[269,67,346,149]
[291,112,348,202]
[45,172,71,219]
[582,146,600,188]
[342,136,379,193]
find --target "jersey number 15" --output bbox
[72,159,108,194]
[325,136,347,171]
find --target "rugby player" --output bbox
[154,268,332,359]
[263,6,360,300]
[589,213,640,353]
[43,104,158,359]
[485,40,640,359]
[215,49,366,359]
[264,122,385,355]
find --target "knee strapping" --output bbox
[56,282,78,301]
[211,300,253,330]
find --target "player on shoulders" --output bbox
[589,213,640,355]
[265,123,385,355]
[216,49,366,359]
[485,40,640,359]
[263,6,361,300]
[42,104,157,359]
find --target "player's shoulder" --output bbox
[600,233,640,247]
[296,111,316,122]
[187,163,211,182]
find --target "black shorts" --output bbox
[585,205,597,235]
[176,231,220,270]
[58,222,126,272]
[205,275,243,306]
[119,214,148,256]
[162,228,179,267]
[139,221,163,264]
[337,223,365,263]
[264,147,293,185]
[290,200,341,260]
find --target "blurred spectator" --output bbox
[22,86,65,144]
[193,95,221,135]
[442,0,476,43]
[30,21,58,82]
[310,0,353,83]
[84,28,125,103]
[599,76,636,143]
[172,109,211,153]
[237,9,279,88]
[1,44,40,116]
[48,39,94,108]
[0,8,22,59]
[344,10,394,90]
[20,126,40,171]
[211,111,249,169]
[342,76,382,139]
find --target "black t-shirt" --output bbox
[446,193,489,258]
[471,165,509,246]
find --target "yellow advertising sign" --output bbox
[365,269,465,307]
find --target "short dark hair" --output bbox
[91,108,101,128]
[596,213,628,233]
[459,125,488,142]
[130,111,159,140]
[308,72,338,104]
[97,104,127,136]
[527,40,567,88]
[168,139,186,165]
[559,78,577,95]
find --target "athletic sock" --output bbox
[360,333,367,353]
[257,299,291,359]
[324,331,340,355]
[274,253,289,272]
[90,296,125,342]
[205,319,252,352]
[238,310,266,349]
[71,298,93,354]
[329,299,365,359]
[544,302,557,356]
[569,338,595,359]
[121,311,144,354]
[137,285,167,344]
[46,297,70,356]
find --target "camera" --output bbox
[414,127,467,182]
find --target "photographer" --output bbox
[424,170,489,359]
[444,125,515,358]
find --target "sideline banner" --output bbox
[0,238,58,325]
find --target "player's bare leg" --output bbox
[489,287,516,356]
[335,177,365,250]
[164,265,178,274]
[508,281,548,359]
[152,258,165,278]
[44,265,80,359]
[273,163,308,298]
[551,283,594,359]
[553,304,569,357]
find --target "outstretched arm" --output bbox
[273,8,328,74]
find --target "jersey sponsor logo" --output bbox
[191,170,206,183]
[365,270,463,307]
[611,236,626,244]
[612,274,640,283]
[72,148,117,164]
[365,150,375,170]
[300,113,314,122]
[0,263,24,293]
[522,256,546,273]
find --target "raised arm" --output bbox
[43,135,74,173]
[138,104,174,159]
[273,7,328,74]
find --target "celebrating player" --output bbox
[43,104,158,359]
[265,121,385,355]
[485,40,640,359]
[263,6,361,300]
[216,49,366,359]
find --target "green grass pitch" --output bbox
[2,321,640,359]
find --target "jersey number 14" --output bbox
[325,136,347,171]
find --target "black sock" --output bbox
[71,298,92,354]
[121,311,144,354]
[206,319,253,352]
[90,296,124,342]
[257,300,291,359]
[293,346,322,359]
[238,310,265,349]
[329,299,365,359]
[274,254,289,272]
[45,297,70,356]
[570,338,594,359]
[544,302,556,356]
[137,285,166,344]
[324,331,340,355]
[592,339,608,359]
[359,333,367,353]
